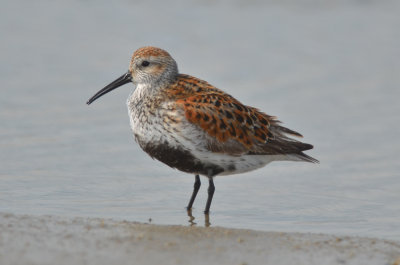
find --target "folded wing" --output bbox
[172,74,318,163]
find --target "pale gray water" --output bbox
[1,0,399,241]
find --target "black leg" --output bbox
[187,175,201,210]
[204,177,215,214]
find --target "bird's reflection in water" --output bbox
[187,210,211,227]
[187,209,197,226]
[204,214,211,227]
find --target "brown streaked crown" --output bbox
[132,46,172,59]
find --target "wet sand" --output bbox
[1,212,399,265]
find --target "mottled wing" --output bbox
[180,93,271,146]
[170,77,267,153]
[172,74,316,160]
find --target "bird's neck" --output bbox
[127,82,162,108]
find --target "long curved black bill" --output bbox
[87,71,132,105]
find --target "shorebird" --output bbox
[87,46,318,214]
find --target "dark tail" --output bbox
[269,124,319,163]
[295,151,319,163]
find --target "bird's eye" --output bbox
[141,61,150,67]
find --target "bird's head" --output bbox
[87,46,178,105]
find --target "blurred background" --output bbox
[1,0,399,240]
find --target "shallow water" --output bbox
[1,0,399,241]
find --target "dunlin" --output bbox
[87,46,318,214]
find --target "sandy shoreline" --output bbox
[1,213,399,265]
